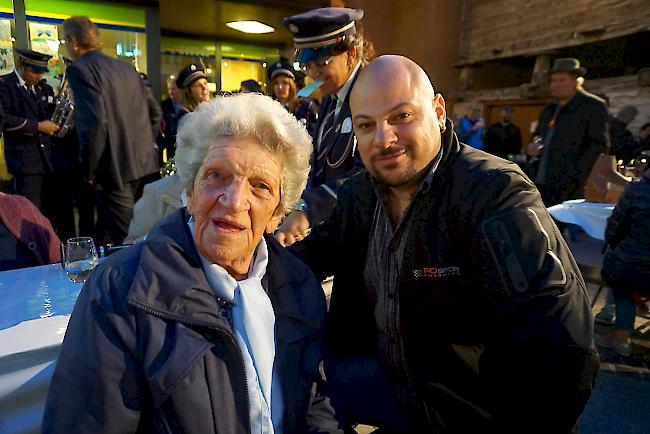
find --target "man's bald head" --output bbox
[351,55,435,109]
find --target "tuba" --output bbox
[51,57,75,138]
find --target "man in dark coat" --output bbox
[532,58,609,206]
[290,55,599,432]
[62,16,161,245]
[276,7,371,245]
[0,49,75,241]
[483,105,522,159]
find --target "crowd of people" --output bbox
[0,5,648,434]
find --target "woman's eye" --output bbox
[254,181,272,192]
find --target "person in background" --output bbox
[0,49,75,241]
[63,16,161,245]
[177,63,211,121]
[0,191,61,271]
[455,101,485,150]
[267,60,318,136]
[632,122,650,157]
[529,58,609,206]
[609,104,638,164]
[43,94,327,433]
[596,160,650,357]
[240,79,263,93]
[158,78,183,164]
[483,105,522,159]
[290,55,598,432]
[276,7,374,246]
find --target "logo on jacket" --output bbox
[412,266,460,278]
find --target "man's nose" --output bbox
[374,122,398,148]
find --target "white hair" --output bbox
[175,93,312,213]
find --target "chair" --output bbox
[577,263,607,309]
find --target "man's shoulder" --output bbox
[453,145,528,187]
[0,73,16,88]
[576,89,607,110]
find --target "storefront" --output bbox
[161,37,279,96]
[1,0,147,93]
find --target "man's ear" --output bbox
[433,93,447,129]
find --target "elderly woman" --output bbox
[43,94,326,433]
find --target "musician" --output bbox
[276,7,374,245]
[0,49,74,241]
[62,16,160,245]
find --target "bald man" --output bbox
[290,56,598,432]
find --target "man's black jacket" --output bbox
[291,123,599,432]
[67,51,160,188]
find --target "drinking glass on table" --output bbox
[61,237,98,283]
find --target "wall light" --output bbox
[226,21,274,34]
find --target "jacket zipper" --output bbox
[128,298,252,433]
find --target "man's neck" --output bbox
[385,187,414,226]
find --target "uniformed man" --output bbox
[276,7,374,246]
[0,49,74,241]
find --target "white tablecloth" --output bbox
[547,199,615,240]
[0,264,81,434]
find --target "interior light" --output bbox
[226,21,275,34]
[262,62,267,68]
[206,68,213,74]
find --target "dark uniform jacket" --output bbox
[304,68,365,225]
[291,122,599,432]
[67,51,160,189]
[602,168,650,291]
[534,88,609,205]
[43,208,327,433]
[0,72,67,175]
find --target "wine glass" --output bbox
[62,237,98,283]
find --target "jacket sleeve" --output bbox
[0,81,38,134]
[605,182,634,248]
[42,265,142,433]
[302,149,365,227]
[125,181,161,244]
[466,168,598,431]
[290,184,346,282]
[578,99,610,178]
[67,64,107,181]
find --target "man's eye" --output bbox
[356,122,372,130]
[397,112,412,121]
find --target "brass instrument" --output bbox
[51,57,75,138]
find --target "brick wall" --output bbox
[460,0,650,64]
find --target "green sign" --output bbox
[25,0,145,28]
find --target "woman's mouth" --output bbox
[212,219,245,233]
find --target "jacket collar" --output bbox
[126,208,323,333]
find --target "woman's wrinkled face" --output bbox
[187,136,283,278]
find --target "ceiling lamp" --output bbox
[226,20,275,34]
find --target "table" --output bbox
[0,263,81,434]
[547,199,615,240]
